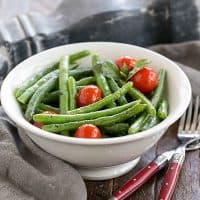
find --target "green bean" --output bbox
[33,100,140,124]
[67,76,76,110]
[101,61,121,80]
[117,79,156,116]
[59,55,69,114]
[69,63,79,69]
[21,104,43,114]
[61,132,69,136]
[25,75,58,121]
[15,62,58,98]
[92,55,116,107]
[43,90,60,103]
[41,67,93,81]
[37,103,59,113]
[67,82,132,114]
[92,54,100,66]
[69,67,93,79]
[157,99,168,120]
[141,116,160,131]
[20,103,27,112]
[17,70,58,104]
[35,107,44,114]
[42,103,146,132]
[77,86,86,90]
[151,69,166,108]
[128,87,156,116]
[107,78,128,105]
[117,79,126,87]
[101,123,129,137]
[120,71,127,79]
[93,68,114,100]
[128,112,147,134]
[76,76,96,86]
[128,115,138,125]
[69,50,91,63]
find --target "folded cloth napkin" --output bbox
[0,109,87,200]
[0,40,199,200]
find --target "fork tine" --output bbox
[184,100,193,131]
[178,110,186,133]
[178,97,200,143]
[197,116,200,130]
[197,105,200,131]
[191,96,199,131]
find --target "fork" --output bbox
[178,96,200,142]
[158,96,200,199]
[109,96,200,200]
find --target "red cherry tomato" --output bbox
[130,67,158,93]
[33,122,43,128]
[76,85,102,107]
[33,110,57,129]
[74,124,102,139]
[115,56,136,71]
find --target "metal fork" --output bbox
[109,96,200,200]
[158,96,200,200]
[178,96,200,142]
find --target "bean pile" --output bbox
[15,50,168,138]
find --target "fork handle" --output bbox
[110,162,159,200]
[109,154,169,200]
[158,152,185,200]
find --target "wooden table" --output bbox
[86,123,200,200]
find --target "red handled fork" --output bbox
[109,96,200,200]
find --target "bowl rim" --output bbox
[1,42,192,145]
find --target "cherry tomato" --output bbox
[74,124,102,138]
[33,122,43,128]
[76,85,102,107]
[115,56,136,71]
[33,110,57,129]
[130,67,158,94]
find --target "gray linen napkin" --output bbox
[0,41,199,200]
[0,109,87,200]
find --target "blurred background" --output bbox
[0,0,200,82]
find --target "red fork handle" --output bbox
[111,162,159,200]
[158,162,182,200]
[158,148,185,200]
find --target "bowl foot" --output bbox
[77,157,140,181]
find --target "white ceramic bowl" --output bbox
[1,42,191,180]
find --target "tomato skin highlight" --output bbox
[33,110,57,128]
[130,67,158,94]
[115,56,136,71]
[74,124,102,138]
[76,85,102,107]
